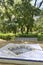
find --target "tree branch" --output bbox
[39,0,43,8]
[34,0,37,6]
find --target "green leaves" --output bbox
[33,7,41,16]
[7,0,14,6]
[0,0,42,34]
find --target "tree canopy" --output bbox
[0,0,43,34]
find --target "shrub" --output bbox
[16,32,38,38]
[37,33,43,41]
[0,33,15,40]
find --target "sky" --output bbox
[31,0,43,9]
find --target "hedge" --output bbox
[37,33,43,41]
[16,32,38,38]
[16,32,43,41]
[0,33,15,40]
[0,33,43,41]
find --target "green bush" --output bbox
[37,33,43,41]
[41,32,43,34]
[16,32,38,38]
[0,33,15,40]
[0,32,43,41]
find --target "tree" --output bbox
[15,0,41,34]
[0,0,42,34]
[0,0,18,33]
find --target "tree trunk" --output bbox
[21,27,23,34]
[30,27,32,32]
[34,0,37,6]
[26,26,29,34]
[39,1,43,8]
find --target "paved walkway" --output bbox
[0,39,43,65]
